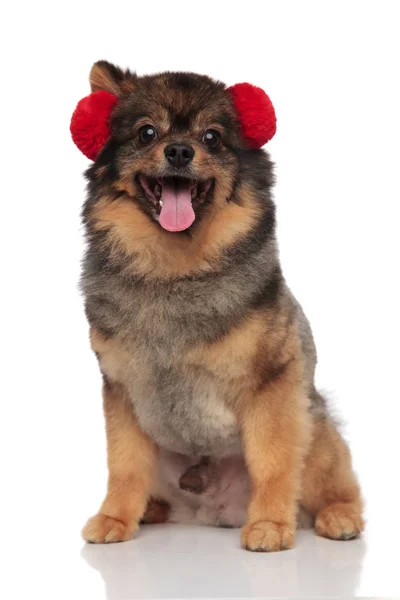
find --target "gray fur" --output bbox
[81,71,326,457]
[82,242,323,456]
[82,228,281,456]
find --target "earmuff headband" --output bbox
[70,83,276,160]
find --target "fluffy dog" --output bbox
[78,61,364,551]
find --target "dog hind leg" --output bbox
[300,408,364,540]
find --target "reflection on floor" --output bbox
[82,524,368,599]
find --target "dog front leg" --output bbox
[82,378,157,543]
[239,373,311,552]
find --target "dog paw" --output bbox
[82,513,138,543]
[315,503,364,540]
[241,520,295,552]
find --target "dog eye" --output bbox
[202,129,221,148]
[138,125,158,145]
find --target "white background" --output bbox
[2,1,399,598]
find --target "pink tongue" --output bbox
[159,181,195,232]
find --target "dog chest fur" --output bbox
[130,361,241,456]
[83,228,283,456]
[85,272,265,457]
[93,332,242,456]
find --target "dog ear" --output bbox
[89,60,137,96]
[227,83,276,148]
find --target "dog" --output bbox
[76,61,364,551]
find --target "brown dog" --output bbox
[79,61,364,551]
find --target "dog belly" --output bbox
[154,450,251,527]
[153,450,315,529]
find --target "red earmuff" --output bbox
[70,82,276,160]
[227,83,277,148]
[70,91,118,160]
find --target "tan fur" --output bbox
[89,62,136,96]
[90,183,263,278]
[187,306,298,396]
[237,349,311,551]
[301,417,364,539]
[185,312,267,380]
[82,378,157,543]
[87,309,363,549]
[90,327,132,382]
[81,63,364,551]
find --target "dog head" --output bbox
[72,62,276,232]
[75,62,276,277]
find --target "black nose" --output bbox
[164,143,195,168]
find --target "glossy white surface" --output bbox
[3,1,400,598]
[4,512,400,599]
[80,524,393,600]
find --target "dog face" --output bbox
[80,62,275,278]
[89,64,244,232]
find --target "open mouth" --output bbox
[137,175,213,232]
